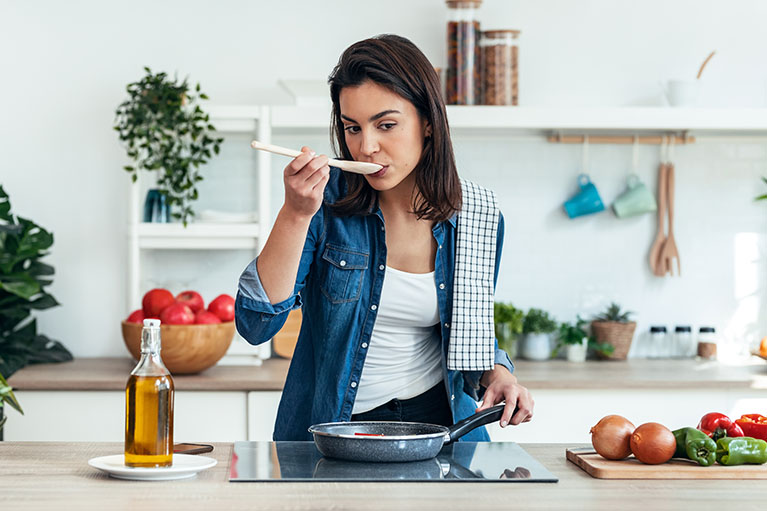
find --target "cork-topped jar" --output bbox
[446,0,482,105]
[481,29,520,105]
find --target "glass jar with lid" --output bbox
[480,29,520,105]
[648,326,667,359]
[697,327,718,360]
[674,326,694,358]
[446,0,482,105]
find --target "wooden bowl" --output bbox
[121,321,235,374]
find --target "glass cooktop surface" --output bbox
[229,441,558,482]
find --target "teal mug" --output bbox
[612,175,657,218]
[564,174,605,219]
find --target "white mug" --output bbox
[661,80,700,107]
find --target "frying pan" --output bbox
[308,404,511,463]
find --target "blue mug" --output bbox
[564,174,605,219]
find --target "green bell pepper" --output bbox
[672,427,717,466]
[715,436,767,466]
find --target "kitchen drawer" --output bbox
[4,390,248,442]
[487,389,729,443]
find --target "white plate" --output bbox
[88,454,217,481]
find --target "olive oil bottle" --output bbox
[125,319,174,467]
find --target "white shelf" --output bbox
[133,222,260,250]
[209,104,767,136]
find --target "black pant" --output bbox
[351,381,453,427]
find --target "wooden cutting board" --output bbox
[567,447,767,479]
[272,309,301,359]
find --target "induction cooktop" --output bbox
[229,441,558,482]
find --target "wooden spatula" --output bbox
[659,163,681,276]
[648,162,668,276]
[251,140,382,175]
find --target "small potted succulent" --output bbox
[591,302,636,360]
[494,302,524,358]
[552,316,614,362]
[520,308,558,361]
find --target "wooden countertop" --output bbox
[7,357,767,391]
[1,442,763,510]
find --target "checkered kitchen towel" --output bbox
[447,179,500,371]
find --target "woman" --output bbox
[236,34,533,441]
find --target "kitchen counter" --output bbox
[1,442,763,510]
[8,356,767,391]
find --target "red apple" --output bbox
[159,303,195,325]
[142,288,175,318]
[126,309,145,324]
[176,290,204,313]
[208,294,235,322]
[194,310,222,324]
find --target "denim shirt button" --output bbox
[444,323,450,328]
[362,342,368,348]
[351,381,357,388]
[378,264,385,271]
[438,245,442,249]
[451,394,455,400]
[371,304,377,311]
[439,283,445,290]
[339,260,347,267]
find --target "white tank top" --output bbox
[352,265,443,415]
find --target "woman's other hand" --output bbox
[476,365,534,428]
[283,146,330,220]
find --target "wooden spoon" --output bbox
[648,162,668,276]
[659,163,681,276]
[251,140,382,175]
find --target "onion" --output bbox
[630,422,676,465]
[590,414,635,460]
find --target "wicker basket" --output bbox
[591,321,637,360]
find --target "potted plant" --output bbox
[520,308,557,361]
[552,316,615,362]
[494,302,524,358]
[591,302,636,360]
[757,177,767,201]
[0,186,73,379]
[114,67,224,226]
[0,371,22,440]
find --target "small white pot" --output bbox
[521,333,552,361]
[566,338,588,362]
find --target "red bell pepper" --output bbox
[697,412,745,441]
[735,414,767,442]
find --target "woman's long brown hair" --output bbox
[328,34,461,222]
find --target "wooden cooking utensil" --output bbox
[648,162,668,276]
[658,163,681,276]
[251,140,382,175]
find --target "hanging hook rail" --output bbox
[547,132,695,145]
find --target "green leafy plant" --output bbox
[522,308,558,334]
[0,186,73,377]
[0,371,23,431]
[551,316,614,358]
[494,302,524,356]
[757,177,767,201]
[114,67,224,226]
[593,302,634,323]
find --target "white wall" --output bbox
[1,0,765,359]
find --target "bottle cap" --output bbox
[699,326,716,333]
[650,326,667,333]
[675,326,692,333]
[143,319,161,328]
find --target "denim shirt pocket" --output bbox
[319,244,369,304]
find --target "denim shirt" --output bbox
[235,168,513,441]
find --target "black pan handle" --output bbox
[445,404,518,444]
